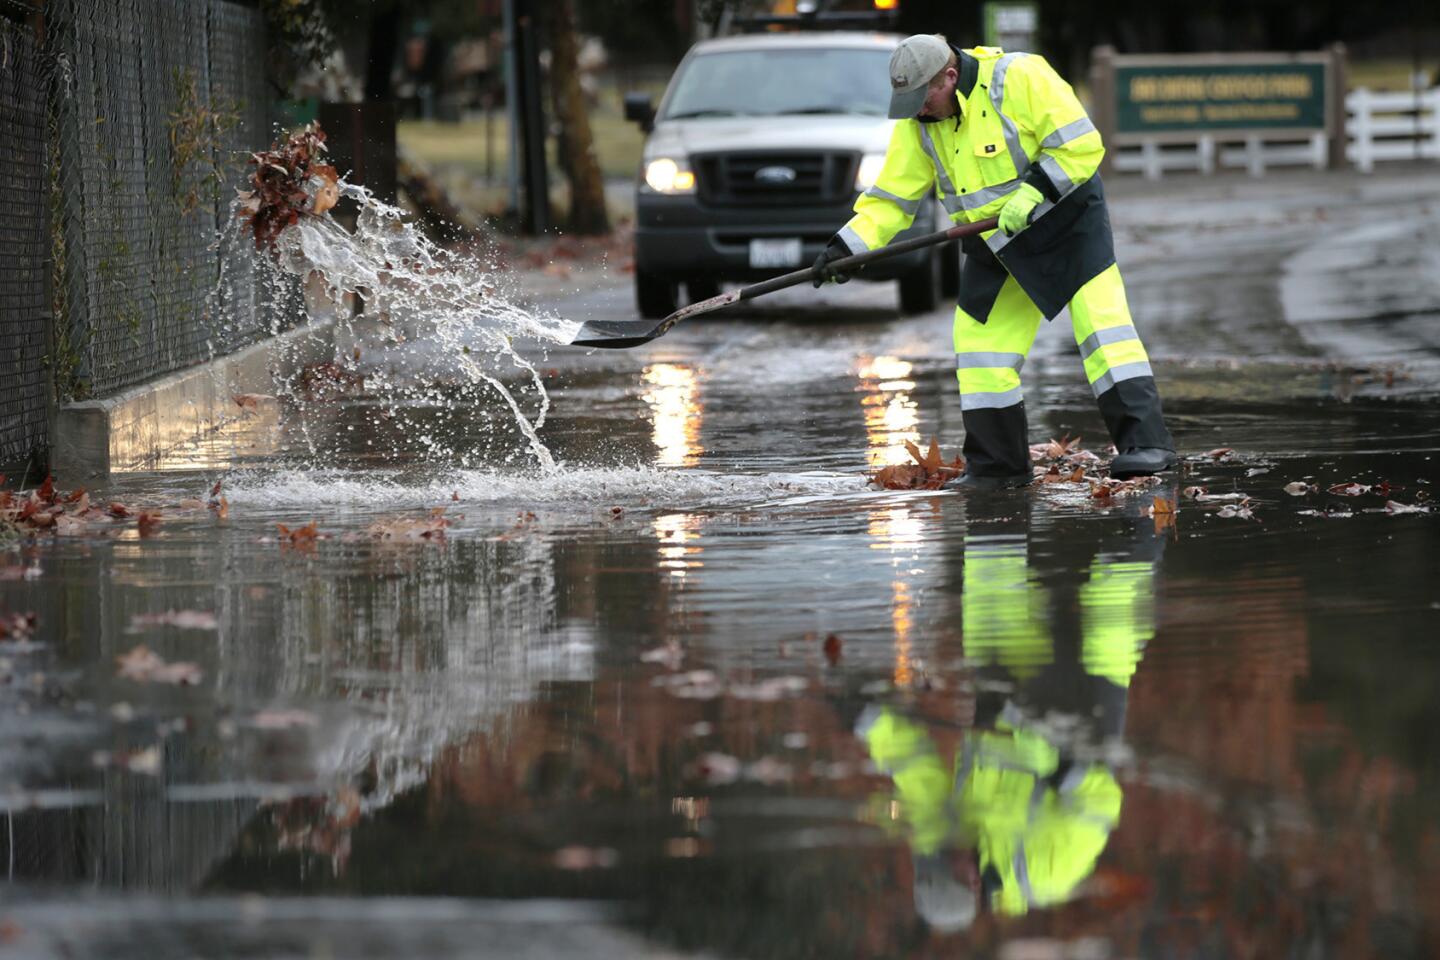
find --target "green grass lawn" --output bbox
[399,108,645,182]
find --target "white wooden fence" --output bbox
[1346,87,1440,172]
[1112,87,1440,178]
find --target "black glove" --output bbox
[811,236,854,288]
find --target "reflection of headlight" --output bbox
[855,154,886,191]
[643,157,696,194]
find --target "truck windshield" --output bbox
[663,47,893,120]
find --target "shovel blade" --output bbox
[569,290,740,348]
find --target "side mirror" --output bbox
[623,92,656,133]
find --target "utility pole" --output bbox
[503,0,549,234]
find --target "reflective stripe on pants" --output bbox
[953,273,1043,411]
[1068,264,1152,395]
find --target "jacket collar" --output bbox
[955,46,979,100]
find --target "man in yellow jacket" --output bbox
[814,35,1176,486]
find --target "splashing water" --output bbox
[226,180,583,470]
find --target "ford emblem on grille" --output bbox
[754,165,797,184]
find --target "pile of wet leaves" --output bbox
[867,438,963,490]
[236,121,339,252]
[0,475,222,538]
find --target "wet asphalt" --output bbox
[2,167,1439,958]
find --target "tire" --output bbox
[636,267,678,319]
[898,246,941,314]
[940,240,961,299]
[686,279,721,303]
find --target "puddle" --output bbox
[4,179,1440,957]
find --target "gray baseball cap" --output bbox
[887,34,952,119]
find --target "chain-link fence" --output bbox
[0,7,50,470]
[48,0,279,402]
[1,0,291,469]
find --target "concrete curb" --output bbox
[52,319,338,480]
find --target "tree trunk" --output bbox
[546,0,610,235]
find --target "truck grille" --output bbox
[694,151,858,207]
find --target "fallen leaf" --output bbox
[365,513,450,542]
[136,511,162,537]
[212,496,230,520]
[108,502,132,518]
[640,642,684,670]
[232,393,273,410]
[1182,485,1208,500]
[249,708,319,729]
[1384,500,1430,515]
[694,752,742,785]
[0,611,38,640]
[1327,482,1371,497]
[54,514,89,536]
[554,846,619,870]
[823,633,843,665]
[276,521,321,544]
[115,645,203,685]
[1204,447,1235,461]
[869,436,963,490]
[128,610,219,631]
[1283,481,1311,496]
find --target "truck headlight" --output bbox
[854,154,885,191]
[643,157,696,194]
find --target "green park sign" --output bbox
[1114,60,1329,134]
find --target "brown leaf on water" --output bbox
[116,645,203,685]
[210,480,223,497]
[1090,481,1115,499]
[53,514,89,536]
[554,846,619,871]
[108,502,132,518]
[365,512,451,542]
[136,511,162,537]
[276,521,320,545]
[211,496,230,520]
[0,611,38,640]
[823,633,843,666]
[248,708,320,730]
[1149,496,1177,534]
[232,393,273,410]
[869,436,963,490]
[1204,447,1235,461]
[129,610,219,632]
[1327,482,1371,497]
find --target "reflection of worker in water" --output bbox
[856,516,1159,930]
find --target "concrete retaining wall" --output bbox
[52,318,337,480]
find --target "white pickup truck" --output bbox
[624,30,959,319]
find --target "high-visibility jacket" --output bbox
[858,707,1121,915]
[840,46,1117,320]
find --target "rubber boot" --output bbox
[944,402,1033,490]
[1095,378,1176,477]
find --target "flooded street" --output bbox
[3,170,1439,958]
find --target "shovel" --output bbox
[570,216,1001,348]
